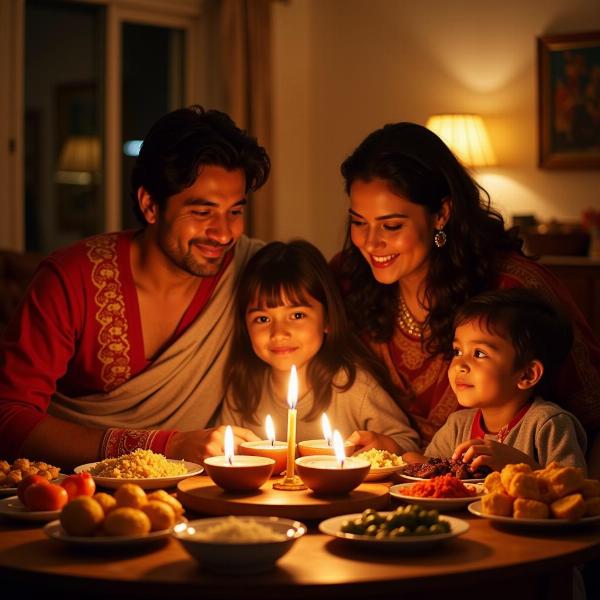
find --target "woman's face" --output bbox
[349,178,439,286]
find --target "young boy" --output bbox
[404,288,587,472]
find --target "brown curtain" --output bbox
[220,0,273,241]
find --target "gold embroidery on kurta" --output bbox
[86,235,131,391]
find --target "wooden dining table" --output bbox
[1,478,599,600]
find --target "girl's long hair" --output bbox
[338,122,524,355]
[224,240,402,424]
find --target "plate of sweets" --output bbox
[354,449,407,481]
[44,483,187,547]
[401,457,491,483]
[0,458,62,496]
[468,462,600,529]
[75,449,203,490]
[319,505,469,551]
[390,474,485,511]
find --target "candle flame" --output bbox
[333,430,345,468]
[265,414,275,446]
[321,413,332,446]
[287,365,298,409]
[224,425,234,465]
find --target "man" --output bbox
[0,106,268,466]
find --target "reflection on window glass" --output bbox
[25,0,104,253]
[121,23,185,230]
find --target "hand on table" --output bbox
[166,426,260,463]
[452,438,538,472]
[347,430,402,454]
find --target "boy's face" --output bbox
[448,319,527,409]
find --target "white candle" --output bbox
[321,413,332,446]
[285,365,298,479]
[224,425,234,465]
[265,414,276,447]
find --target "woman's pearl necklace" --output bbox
[397,293,425,338]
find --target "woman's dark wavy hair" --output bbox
[338,122,524,355]
[452,288,573,398]
[130,105,270,224]
[224,240,404,425]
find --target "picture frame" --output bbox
[537,30,600,169]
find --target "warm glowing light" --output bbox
[321,413,333,446]
[224,425,234,465]
[265,414,276,446]
[333,430,345,468]
[426,114,496,167]
[287,365,298,409]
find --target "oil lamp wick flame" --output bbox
[265,414,276,447]
[321,413,332,446]
[333,430,345,468]
[224,425,235,466]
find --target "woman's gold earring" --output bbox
[434,229,447,248]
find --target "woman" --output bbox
[334,122,600,473]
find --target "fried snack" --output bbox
[60,496,104,536]
[513,498,550,519]
[500,463,531,491]
[579,478,600,498]
[0,460,10,474]
[104,507,151,536]
[93,492,117,515]
[483,471,504,494]
[583,497,600,517]
[547,467,585,498]
[5,470,23,486]
[507,473,540,500]
[114,483,148,509]
[146,489,184,518]
[142,500,176,531]
[481,492,514,517]
[550,493,585,520]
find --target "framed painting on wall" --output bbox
[537,30,600,169]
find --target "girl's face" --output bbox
[349,178,442,286]
[245,291,327,379]
[448,319,525,409]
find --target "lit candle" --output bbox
[321,413,332,446]
[224,425,234,465]
[333,429,345,468]
[285,365,298,480]
[266,414,276,447]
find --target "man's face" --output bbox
[155,165,247,277]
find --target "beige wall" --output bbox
[272,0,600,258]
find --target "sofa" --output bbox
[0,249,44,335]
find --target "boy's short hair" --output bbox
[453,288,574,396]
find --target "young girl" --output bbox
[219,240,420,454]
[404,288,588,472]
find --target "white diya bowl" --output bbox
[173,516,306,573]
[297,439,356,457]
[203,456,274,492]
[295,455,370,495]
[238,441,288,476]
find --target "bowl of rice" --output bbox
[173,515,306,573]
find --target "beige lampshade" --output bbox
[425,114,497,167]
[56,135,101,184]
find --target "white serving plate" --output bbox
[173,516,306,573]
[365,465,406,482]
[468,500,600,529]
[390,482,484,511]
[0,496,61,522]
[400,473,484,484]
[318,512,469,549]
[43,519,183,547]
[74,460,203,490]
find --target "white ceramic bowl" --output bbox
[172,516,306,573]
